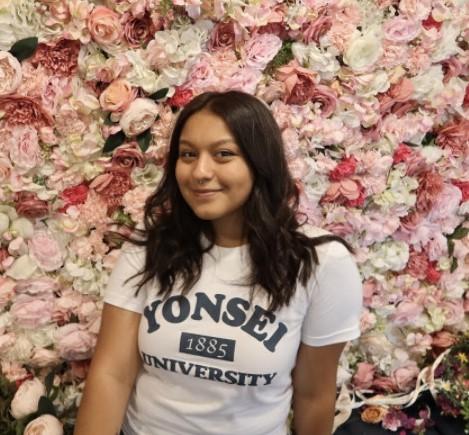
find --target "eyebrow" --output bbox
[179,138,236,148]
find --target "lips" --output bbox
[191,188,223,198]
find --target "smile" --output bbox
[191,189,223,198]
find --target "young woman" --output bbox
[74,91,363,435]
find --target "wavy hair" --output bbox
[125,90,352,311]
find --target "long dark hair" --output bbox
[125,90,352,311]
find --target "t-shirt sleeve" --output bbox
[301,240,363,347]
[103,243,148,314]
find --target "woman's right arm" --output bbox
[74,303,142,435]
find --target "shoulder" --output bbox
[116,241,146,271]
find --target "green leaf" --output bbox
[450,226,469,240]
[447,238,455,257]
[148,88,169,101]
[137,129,152,152]
[103,130,126,154]
[9,37,38,62]
[450,257,458,273]
[44,371,54,395]
[103,112,116,126]
[37,396,56,417]
[421,131,436,146]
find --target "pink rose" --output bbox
[392,361,419,391]
[15,192,49,219]
[88,6,122,47]
[185,54,220,92]
[10,378,46,419]
[10,293,54,328]
[8,126,42,173]
[392,142,414,164]
[405,250,430,280]
[383,17,421,43]
[28,230,64,272]
[223,67,262,94]
[53,289,83,324]
[302,13,332,44]
[390,300,424,326]
[208,21,239,51]
[0,51,22,96]
[276,60,319,105]
[122,12,155,48]
[379,78,414,113]
[56,323,97,360]
[24,414,63,435]
[14,277,58,296]
[111,143,145,169]
[441,300,465,326]
[119,98,159,137]
[353,362,375,389]
[242,32,282,71]
[99,79,136,113]
[372,376,398,393]
[309,85,338,118]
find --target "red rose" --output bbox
[451,180,469,202]
[393,143,414,164]
[167,87,193,108]
[329,156,357,181]
[60,184,89,210]
[15,192,49,219]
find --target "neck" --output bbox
[211,213,246,247]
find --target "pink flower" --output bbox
[30,349,60,367]
[87,6,122,47]
[0,52,22,96]
[391,300,424,326]
[441,300,465,326]
[24,414,63,435]
[431,331,456,348]
[0,95,53,128]
[379,78,414,113]
[53,289,83,324]
[416,171,444,214]
[208,21,240,51]
[56,323,96,360]
[90,167,132,214]
[185,54,220,92]
[310,85,338,117]
[436,119,469,157]
[8,126,42,174]
[383,17,421,43]
[392,361,419,391]
[28,230,64,272]
[441,57,463,84]
[392,142,414,164]
[302,12,332,44]
[405,250,430,280]
[30,38,80,77]
[10,378,46,419]
[329,156,357,181]
[14,277,58,296]
[167,87,194,108]
[0,276,15,309]
[353,362,375,389]
[59,183,89,211]
[451,180,469,202]
[10,293,54,329]
[222,67,262,94]
[15,192,49,219]
[422,14,443,31]
[99,79,136,113]
[276,60,319,105]
[111,143,145,169]
[122,12,155,48]
[242,32,282,71]
[119,98,160,137]
[321,179,366,207]
[399,0,432,21]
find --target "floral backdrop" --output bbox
[0,0,468,434]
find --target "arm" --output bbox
[292,341,346,435]
[74,303,141,435]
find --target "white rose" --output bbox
[120,98,160,137]
[411,65,444,101]
[10,217,34,239]
[344,27,383,71]
[292,43,340,80]
[24,414,63,435]
[354,70,390,97]
[5,255,37,280]
[0,211,9,234]
[10,378,46,419]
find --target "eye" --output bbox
[215,150,236,158]
[179,150,196,159]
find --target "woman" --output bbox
[74,91,363,435]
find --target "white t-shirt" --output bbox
[103,227,363,435]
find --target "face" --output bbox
[175,110,254,234]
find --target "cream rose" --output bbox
[24,414,63,435]
[10,378,46,419]
[119,98,160,137]
[344,28,383,71]
[87,6,122,47]
[99,79,135,113]
[0,51,22,95]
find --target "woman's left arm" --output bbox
[292,341,347,435]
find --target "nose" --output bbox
[192,153,214,182]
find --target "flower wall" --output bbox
[0,0,468,432]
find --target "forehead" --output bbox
[179,110,235,145]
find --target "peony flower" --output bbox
[416,171,444,214]
[383,17,421,43]
[30,39,80,77]
[90,167,132,214]
[10,293,54,329]
[0,51,22,96]
[8,126,42,174]
[436,120,469,158]
[0,95,53,128]
[56,323,96,360]
[87,6,123,47]
[99,79,136,113]
[28,230,64,272]
[119,98,160,137]
[10,378,46,419]
[24,414,63,435]
[390,300,424,326]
